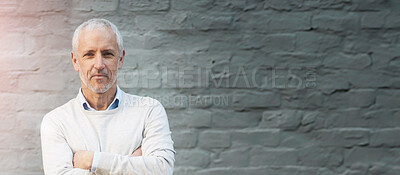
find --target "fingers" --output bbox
[73,150,94,169]
[130,146,142,157]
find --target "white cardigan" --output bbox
[41,91,175,175]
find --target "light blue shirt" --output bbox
[77,85,121,172]
[77,85,121,111]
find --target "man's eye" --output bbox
[104,53,114,58]
[84,53,94,57]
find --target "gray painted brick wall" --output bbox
[0,0,399,174]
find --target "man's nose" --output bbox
[94,54,105,70]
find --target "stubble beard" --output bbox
[78,65,118,94]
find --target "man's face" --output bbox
[71,27,124,94]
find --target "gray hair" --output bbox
[72,18,124,58]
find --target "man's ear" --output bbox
[118,50,125,69]
[71,51,79,72]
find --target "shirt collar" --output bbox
[77,85,121,111]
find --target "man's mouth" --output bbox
[91,74,108,79]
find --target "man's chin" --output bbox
[88,84,112,94]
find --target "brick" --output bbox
[212,0,266,12]
[17,71,66,92]
[171,129,198,149]
[369,164,400,175]
[299,111,325,132]
[361,12,387,29]
[312,12,359,32]
[72,0,119,12]
[267,52,323,67]
[264,0,303,11]
[0,149,19,170]
[175,149,209,168]
[385,14,400,28]
[198,130,231,149]
[42,34,72,52]
[343,70,397,88]
[171,0,213,11]
[168,109,211,128]
[323,53,372,70]
[123,33,145,50]
[0,1,18,14]
[342,35,377,54]
[208,32,243,51]
[324,89,376,109]
[240,34,265,50]
[39,15,71,35]
[173,167,198,175]
[233,11,270,32]
[231,129,279,147]
[370,128,400,147]
[317,71,350,91]
[297,144,343,167]
[20,149,42,171]
[233,91,280,108]
[260,110,302,130]
[135,13,188,31]
[136,12,232,31]
[195,167,269,175]
[324,109,375,128]
[268,12,311,31]
[0,17,41,34]
[141,31,211,52]
[137,65,162,89]
[279,131,313,147]
[17,0,69,14]
[313,128,369,147]
[296,31,342,53]
[212,148,249,167]
[344,147,396,165]
[0,71,17,92]
[250,147,297,166]
[15,92,74,112]
[211,110,261,128]
[376,89,400,108]
[0,34,25,54]
[346,0,390,11]
[0,112,17,132]
[306,0,348,10]
[360,109,400,128]
[262,33,296,53]
[281,89,323,109]
[0,131,40,150]
[120,0,169,12]
[16,111,44,134]
[188,13,233,31]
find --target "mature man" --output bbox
[40,18,175,175]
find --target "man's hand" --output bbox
[130,146,142,157]
[73,150,94,170]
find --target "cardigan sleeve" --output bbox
[40,114,93,175]
[94,99,175,175]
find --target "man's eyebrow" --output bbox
[101,49,115,53]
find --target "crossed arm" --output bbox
[41,101,175,175]
[73,146,143,170]
[41,120,174,175]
